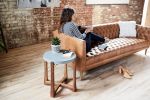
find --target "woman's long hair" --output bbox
[59,8,75,32]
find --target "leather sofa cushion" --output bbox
[86,38,149,66]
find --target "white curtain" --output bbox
[31,0,41,8]
[18,0,60,8]
[18,0,24,8]
[24,0,31,8]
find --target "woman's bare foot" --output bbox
[104,37,110,43]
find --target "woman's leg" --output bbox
[89,32,105,43]
[84,34,92,52]
[84,32,105,52]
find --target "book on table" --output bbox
[63,52,74,58]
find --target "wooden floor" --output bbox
[0,42,150,100]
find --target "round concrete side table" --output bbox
[43,51,76,97]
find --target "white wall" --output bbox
[142,0,150,26]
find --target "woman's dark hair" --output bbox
[59,8,75,30]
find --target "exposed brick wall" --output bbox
[0,0,47,48]
[92,0,145,24]
[0,0,144,49]
[0,0,92,48]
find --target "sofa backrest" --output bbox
[52,30,86,71]
[136,25,150,42]
[93,23,120,39]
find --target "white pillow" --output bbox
[118,21,137,38]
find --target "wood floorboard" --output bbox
[0,42,150,100]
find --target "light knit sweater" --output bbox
[61,22,86,39]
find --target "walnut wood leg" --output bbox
[50,62,55,97]
[73,62,76,92]
[55,77,67,92]
[145,48,148,55]
[47,62,76,97]
[44,61,48,85]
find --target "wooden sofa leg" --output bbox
[145,48,148,55]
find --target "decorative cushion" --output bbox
[118,21,137,38]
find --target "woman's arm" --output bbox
[63,22,86,39]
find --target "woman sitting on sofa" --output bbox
[59,7,108,53]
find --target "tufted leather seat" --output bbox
[86,38,149,70]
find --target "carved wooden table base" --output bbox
[44,61,76,97]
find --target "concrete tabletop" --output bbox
[43,51,76,64]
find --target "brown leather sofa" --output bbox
[53,23,150,79]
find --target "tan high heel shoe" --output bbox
[124,66,134,76]
[119,66,122,74]
[118,66,132,79]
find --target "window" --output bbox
[17,0,60,8]
[86,0,129,4]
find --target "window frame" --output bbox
[86,0,130,5]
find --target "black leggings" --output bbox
[84,32,105,52]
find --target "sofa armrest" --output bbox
[53,30,86,71]
[93,23,120,39]
[136,25,150,43]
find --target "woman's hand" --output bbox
[85,27,93,34]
